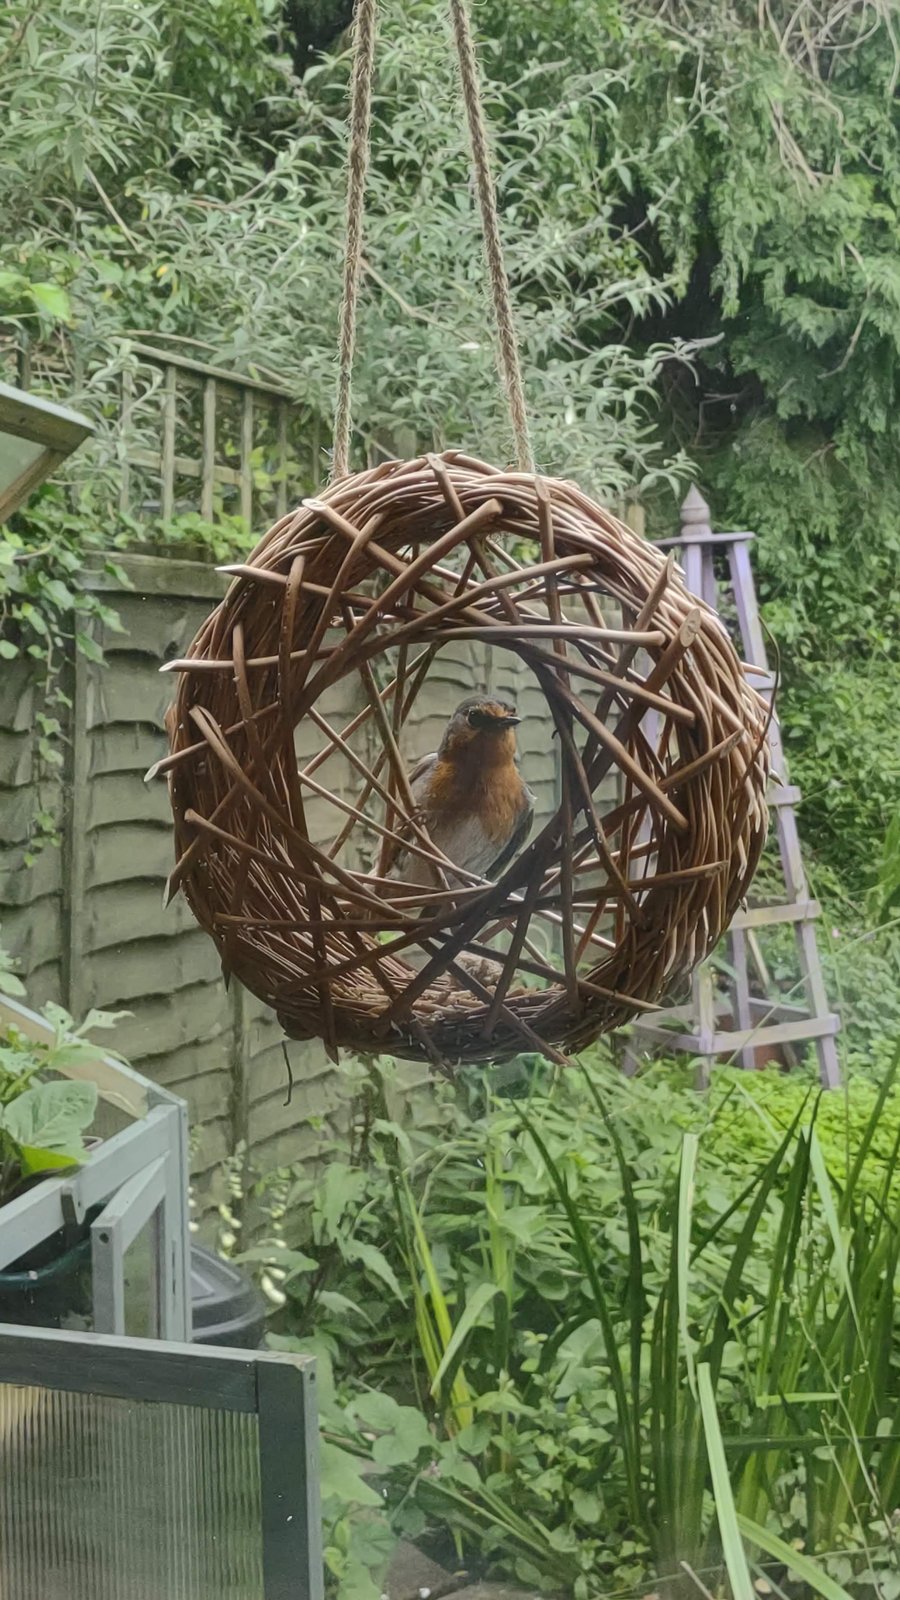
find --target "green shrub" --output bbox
[233,1050,899,1600]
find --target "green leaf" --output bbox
[0,1079,97,1158]
[74,1007,131,1036]
[74,632,105,665]
[317,1162,366,1239]
[430,1281,502,1400]
[736,1514,857,1600]
[369,1401,432,1468]
[18,1145,79,1177]
[235,1244,318,1275]
[340,1236,404,1301]
[30,282,71,322]
[41,579,75,610]
[319,1442,381,1508]
[316,1290,371,1323]
[0,641,17,660]
[698,1364,755,1600]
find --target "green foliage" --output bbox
[232,1051,900,1599]
[0,1079,98,1175]
[0,0,685,494]
[0,931,127,1204]
[150,512,256,564]
[663,1060,900,1208]
[0,487,131,853]
[871,814,900,930]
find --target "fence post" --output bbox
[59,634,90,1021]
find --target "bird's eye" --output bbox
[466,708,480,727]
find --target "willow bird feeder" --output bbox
[154,451,770,1069]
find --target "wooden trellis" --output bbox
[118,345,314,529]
[623,486,840,1087]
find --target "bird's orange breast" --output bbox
[425,749,526,844]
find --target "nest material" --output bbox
[157,451,770,1068]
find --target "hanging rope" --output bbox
[330,0,533,478]
[447,0,532,472]
[331,0,378,482]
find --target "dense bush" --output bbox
[227,1050,900,1600]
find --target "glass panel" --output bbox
[0,1385,264,1600]
[122,1211,157,1340]
[0,432,43,495]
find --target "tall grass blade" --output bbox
[736,1513,857,1600]
[401,1175,474,1429]
[841,1046,898,1216]
[808,1126,872,1401]
[698,1363,755,1600]
[521,1110,643,1527]
[581,1065,646,1468]
[678,1131,699,1399]
[430,1281,501,1400]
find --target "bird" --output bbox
[382,695,535,891]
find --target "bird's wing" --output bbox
[408,751,437,793]
[488,784,535,879]
[379,752,436,877]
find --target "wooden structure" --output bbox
[0,1325,322,1600]
[624,487,840,1086]
[3,333,319,533]
[118,345,305,527]
[0,380,94,524]
[157,453,770,1072]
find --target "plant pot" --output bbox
[0,1208,101,1331]
[0,1227,267,1347]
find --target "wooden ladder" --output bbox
[623,487,841,1087]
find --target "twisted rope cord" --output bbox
[330,0,533,477]
[331,0,378,482]
[448,0,533,472]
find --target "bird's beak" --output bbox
[503,713,522,726]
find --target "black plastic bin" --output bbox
[190,1244,267,1349]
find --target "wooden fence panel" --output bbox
[1,551,578,1229]
[0,661,66,1008]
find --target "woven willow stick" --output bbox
[185,706,391,916]
[482,834,559,1033]
[536,479,577,1007]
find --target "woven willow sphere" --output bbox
[158,452,769,1069]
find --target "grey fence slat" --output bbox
[276,400,289,518]
[240,388,254,527]
[201,377,216,520]
[160,363,177,521]
[119,367,133,513]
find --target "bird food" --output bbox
[155,451,769,1069]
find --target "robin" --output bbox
[383,695,534,890]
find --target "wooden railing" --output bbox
[0,333,321,531]
[119,344,317,526]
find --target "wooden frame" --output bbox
[120,345,299,526]
[0,991,191,1338]
[0,380,94,524]
[0,1323,323,1600]
[624,486,840,1086]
